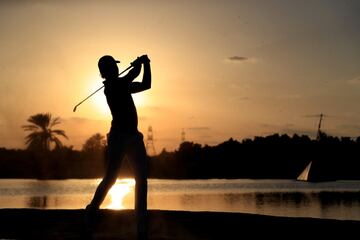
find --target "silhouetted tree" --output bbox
[22,113,68,151]
[82,133,106,153]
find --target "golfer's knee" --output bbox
[136,177,147,189]
[101,175,117,188]
[135,176,147,184]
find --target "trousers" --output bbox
[88,131,148,237]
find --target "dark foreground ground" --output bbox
[0,209,359,239]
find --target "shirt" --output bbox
[103,78,138,134]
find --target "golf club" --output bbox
[73,64,133,112]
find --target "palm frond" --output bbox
[27,113,51,130]
[22,124,40,131]
[52,136,63,149]
[24,132,42,145]
[51,129,68,139]
[50,117,61,128]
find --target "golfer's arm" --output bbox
[130,62,151,93]
[126,63,141,81]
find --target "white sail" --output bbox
[297,161,312,181]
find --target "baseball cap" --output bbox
[98,55,120,69]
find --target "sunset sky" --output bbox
[1,0,359,151]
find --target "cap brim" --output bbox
[115,60,120,63]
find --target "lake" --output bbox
[0,179,359,221]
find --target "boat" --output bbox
[297,161,312,181]
[296,160,336,182]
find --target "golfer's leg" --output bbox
[88,151,124,209]
[88,172,116,209]
[129,136,148,238]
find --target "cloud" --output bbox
[142,105,164,111]
[226,56,257,63]
[279,125,314,136]
[337,124,360,131]
[258,123,314,137]
[198,135,212,139]
[62,117,107,125]
[228,56,249,61]
[347,76,360,85]
[232,96,250,101]
[303,114,322,118]
[303,113,336,119]
[138,116,147,121]
[187,127,210,131]
[62,117,91,124]
[278,94,302,99]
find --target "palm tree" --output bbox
[22,113,68,151]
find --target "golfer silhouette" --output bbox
[86,54,151,239]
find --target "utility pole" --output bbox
[316,113,324,141]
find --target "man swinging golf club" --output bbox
[86,54,151,239]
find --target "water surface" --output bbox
[0,179,359,220]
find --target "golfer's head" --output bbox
[98,55,119,79]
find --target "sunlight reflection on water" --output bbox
[106,179,135,209]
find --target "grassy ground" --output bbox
[0,209,358,239]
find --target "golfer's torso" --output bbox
[103,80,138,133]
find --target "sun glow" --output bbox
[132,92,146,107]
[107,178,135,209]
[86,77,109,116]
[93,92,109,114]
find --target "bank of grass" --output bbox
[0,209,358,239]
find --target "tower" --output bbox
[181,128,186,143]
[145,125,156,156]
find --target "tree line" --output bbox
[150,134,360,180]
[0,112,359,180]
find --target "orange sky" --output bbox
[1,1,359,151]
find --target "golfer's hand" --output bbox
[139,55,150,64]
[131,57,142,67]
[130,55,150,67]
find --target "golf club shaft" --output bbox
[73,65,133,112]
